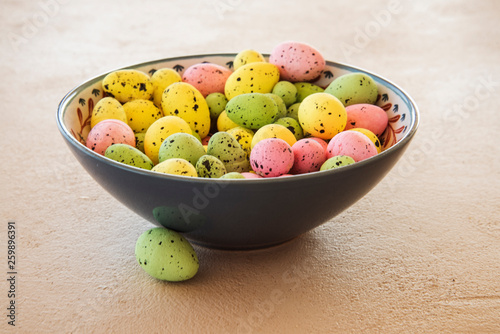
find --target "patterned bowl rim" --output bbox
[56,53,420,184]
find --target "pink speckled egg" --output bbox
[344,104,389,137]
[327,131,378,162]
[290,138,326,174]
[269,41,325,82]
[250,138,294,177]
[86,119,135,155]
[308,137,329,159]
[241,172,263,179]
[182,63,232,97]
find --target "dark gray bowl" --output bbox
[57,54,419,250]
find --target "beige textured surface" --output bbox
[1,0,499,333]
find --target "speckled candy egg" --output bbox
[226,126,254,159]
[274,117,304,141]
[220,172,246,179]
[152,158,198,177]
[294,82,325,102]
[269,41,325,82]
[327,131,378,162]
[134,132,146,153]
[135,227,199,282]
[216,110,239,132]
[182,63,232,97]
[86,119,135,155]
[233,49,266,70]
[250,138,294,177]
[241,172,263,179]
[308,137,329,159]
[348,128,382,153]
[206,132,250,173]
[158,132,206,165]
[325,73,378,106]
[344,103,388,137]
[290,139,326,174]
[224,62,280,100]
[320,155,356,171]
[161,82,211,139]
[265,93,287,118]
[90,97,127,129]
[144,116,192,164]
[150,68,182,107]
[102,69,154,103]
[251,123,297,149]
[206,92,228,119]
[272,81,298,107]
[286,102,301,121]
[298,93,347,139]
[195,155,227,178]
[225,93,279,130]
[123,99,163,133]
[104,143,154,170]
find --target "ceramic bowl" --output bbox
[57,54,419,250]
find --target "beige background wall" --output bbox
[1,0,499,333]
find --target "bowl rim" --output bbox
[56,53,420,185]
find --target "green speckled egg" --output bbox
[158,132,206,165]
[220,172,245,179]
[325,73,378,106]
[274,117,304,140]
[206,132,250,173]
[225,62,280,100]
[265,93,287,118]
[102,70,154,103]
[286,102,301,121]
[105,143,154,170]
[272,81,298,107]
[206,92,228,119]
[320,155,356,171]
[195,155,227,178]
[225,93,279,130]
[294,82,325,102]
[135,227,199,282]
[134,132,146,153]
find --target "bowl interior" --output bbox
[59,54,415,153]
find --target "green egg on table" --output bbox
[225,93,279,130]
[195,155,227,178]
[320,155,356,171]
[135,227,199,282]
[294,82,325,102]
[206,132,250,173]
[104,143,154,170]
[102,69,154,103]
[325,73,378,106]
[158,132,206,165]
[272,80,298,107]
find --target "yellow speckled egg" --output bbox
[90,97,128,129]
[251,124,297,149]
[102,70,154,103]
[152,158,198,177]
[298,93,347,140]
[161,82,211,139]
[123,99,163,133]
[224,62,280,100]
[150,68,182,107]
[216,110,239,132]
[348,128,382,153]
[227,126,254,159]
[144,116,192,164]
[233,49,266,70]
